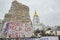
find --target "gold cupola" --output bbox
[34,11,38,16]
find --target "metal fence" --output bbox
[0,36,59,40]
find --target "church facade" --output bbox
[32,11,46,30]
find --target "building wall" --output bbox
[1,0,33,38]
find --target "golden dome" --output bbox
[34,11,38,16]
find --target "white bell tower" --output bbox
[32,11,41,30]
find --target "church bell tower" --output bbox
[33,11,40,30]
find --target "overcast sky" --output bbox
[0,0,60,26]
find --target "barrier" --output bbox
[0,36,59,40]
[40,36,58,40]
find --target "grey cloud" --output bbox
[0,0,60,26]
